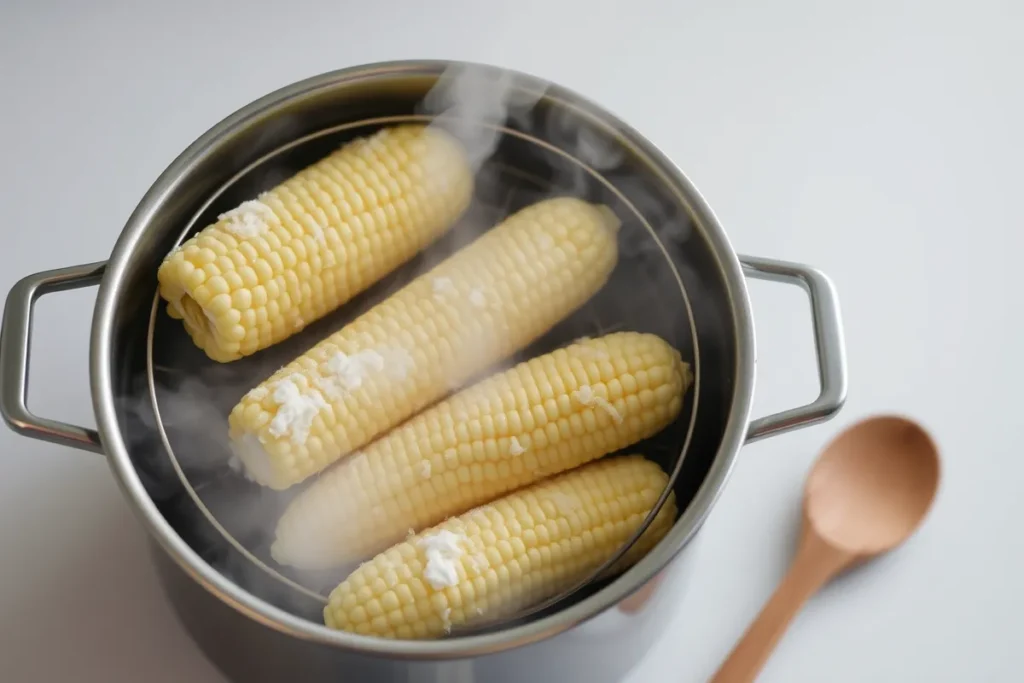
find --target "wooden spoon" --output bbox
[710,415,940,683]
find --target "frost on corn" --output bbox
[418,529,465,590]
[317,349,386,398]
[231,374,328,487]
[268,374,327,444]
[573,384,623,424]
[218,199,278,238]
[508,436,526,456]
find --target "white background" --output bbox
[1,1,1020,681]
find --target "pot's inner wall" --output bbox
[109,66,737,624]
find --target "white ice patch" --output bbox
[574,385,594,404]
[419,530,465,590]
[573,384,623,424]
[267,375,327,444]
[432,277,456,300]
[596,400,624,423]
[218,200,277,238]
[318,350,385,397]
[468,288,487,308]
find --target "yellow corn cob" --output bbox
[156,124,473,362]
[271,331,691,570]
[228,196,621,490]
[323,454,676,639]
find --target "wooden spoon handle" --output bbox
[710,530,852,683]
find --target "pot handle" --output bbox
[0,262,107,454]
[740,256,848,443]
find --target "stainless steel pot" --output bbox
[0,60,847,683]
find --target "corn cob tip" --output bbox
[231,432,283,490]
[322,454,676,639]
[269,527,306,566]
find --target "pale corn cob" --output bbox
[272,331,691,570]
[228,197,621,490]
[156,124,473,362]
[323,454,676,639]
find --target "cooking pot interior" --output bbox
[107,67,738,626]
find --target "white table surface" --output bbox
[1,1,1020,681]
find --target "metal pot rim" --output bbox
[90,59,759,659]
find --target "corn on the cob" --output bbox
[271,331,691,570]
[322,454,676,639]
[156,124,473,362]
[228,197,621,490]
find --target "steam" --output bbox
[418,63,544,171]
[119,62,695,623]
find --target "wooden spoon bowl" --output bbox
[807,415,940,557]
[711,415,940,682]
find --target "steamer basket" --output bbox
[141,110,702,625]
